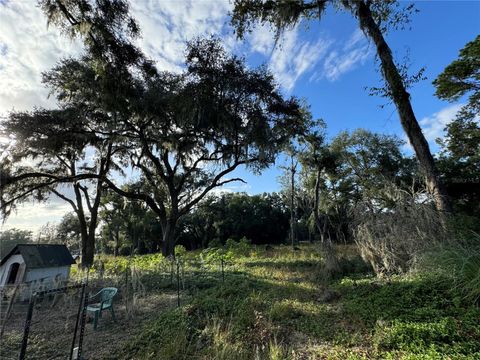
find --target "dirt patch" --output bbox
[1,290,177,360]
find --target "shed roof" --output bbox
[0,244,75,269]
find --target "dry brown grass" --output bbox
[353,185,448,275]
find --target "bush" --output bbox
[417,235,480,305]
[225,237,251,257]
[175,245,187,258]
[353,186,447,275]
[208,238,223,248]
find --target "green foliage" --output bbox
[436,116,480,216]
[0,228,33,256]
[208,238,223,249]
[433,35,480,218]
[338,274,480,358]
[99,188,163,255]
[124,308,193,359]
[225,237,251,257]
[433,35,480,111]
[418,237,480,305]
[175,245,187,258]
[177,192,289,249]
[111,244,480,359]
[374,318,459,352]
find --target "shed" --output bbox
[0,244,75,288]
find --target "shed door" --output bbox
[7,262,20,284]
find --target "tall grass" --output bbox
[418,234,480,305]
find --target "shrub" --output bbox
[175,245,187,258]
[353,186,447,275]
[208,238,223,248]
[225,237,251,257]
[417,235,480,305]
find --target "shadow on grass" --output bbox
[118,262,480,359]
[335,275,480,355]
[242,259,321,270]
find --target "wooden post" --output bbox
[176,261,180,307]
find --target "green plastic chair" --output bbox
[86,287,117,330]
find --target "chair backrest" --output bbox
[100,287,117,306]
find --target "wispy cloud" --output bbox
[130,0,233,72]
[420,103,463,143]
[249,24,276,55]
[0,2,81,116]
[402,103,463,153]
[2,202,71,233]
[313,29,373,82]
[251,26,333,92]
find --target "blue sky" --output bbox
[0,0,479,231]
[230,0,480,194]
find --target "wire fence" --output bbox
[0,256,234,359]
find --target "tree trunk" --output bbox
[313,169,339,275]
[162,218,177,258]
[83,232,95,267]
[114,229,119,257]
[355,0,452,213]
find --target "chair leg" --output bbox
[93,311,99,330]
[110,307,116,323]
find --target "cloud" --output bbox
[2,202,72,233]
[252,26,332,92]
[419,103,463,143]
[402,103,463,153]
[0,2,81,116]
[129,0,233,73]
[0,1,234,118]
[249,24,276,55]
[318,29,373,82]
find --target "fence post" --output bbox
[76,286,89,360]
[69,283,86,360]
[176,261,180,307]
[19,293,36,360]
[124,267,129,317]
[221,257,225,283]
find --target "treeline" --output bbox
[95,192,290,255]
[7,122,474,265]
[0,0,478,272]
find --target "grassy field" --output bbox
[100,243,480,360]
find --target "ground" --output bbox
[1,244,479,359]
[0,282,177,359]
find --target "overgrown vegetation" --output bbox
[0,2,478,359]
[92,244,480,360]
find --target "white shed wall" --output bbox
[24,266,70,283]
[0,254,26,286]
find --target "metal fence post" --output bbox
[69,283,86,360]
[76,286,89,359]
[19,293,36,360]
